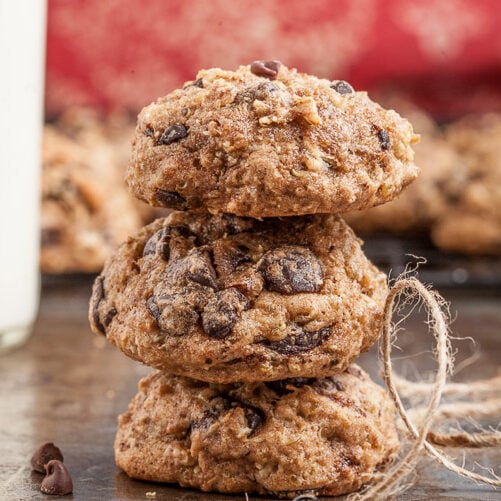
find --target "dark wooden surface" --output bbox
[1,276,500,501]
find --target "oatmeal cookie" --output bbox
[127,61,419,217]
[115,366,399,497]
[89,212,388,382]
[431,114,501,255]
[41,125,142,273]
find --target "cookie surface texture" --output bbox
[89,212,388,382]
[127,62,419,217]
[115,366,399,497]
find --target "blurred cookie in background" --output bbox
[41,110,143,273]
[432,114,501,255]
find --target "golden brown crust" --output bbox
[89,212,388,382]
[115,367,399,497]
[127,63,419,217]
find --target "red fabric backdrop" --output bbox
[45,0,501,118]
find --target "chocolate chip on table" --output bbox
[265,326,331,355]
[202,288,250,338]
[257,245,323,294]
[40,460,73,496]
[31,442,64,474]
[250,60,281,79]
[330,80,354,94]
[91,276,106,335]
[158,124,188,145]
[154,189,187,209]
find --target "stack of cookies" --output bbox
[89,61,419,498]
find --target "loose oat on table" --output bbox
[89,211,388,383]
[115,366,399,498]
[127,61,419,217]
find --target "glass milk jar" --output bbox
[0,2,46,351]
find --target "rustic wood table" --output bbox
[1,275,500,500]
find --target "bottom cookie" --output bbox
[115,365,399,498]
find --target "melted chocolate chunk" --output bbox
[158,124,188,145]
[250,60,281,79]
[147,294,199,337]
[265,326,331,355]
[31,443,64,474]
[172,249,218,288]
[40,460,73,495]
[330,80,354,94]
[92,276,106,335]
[202,288,250,338]
[155,189,187,210]
[257,246,323,294]
[194,397,263,437]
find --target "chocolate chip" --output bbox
[235,82,279,104]
[147,294,199,336]
[330,80,354,94]
[158,124,188,145]
[173,249,218,288]
[143,229,165,257]
[155,189,187,209]
[222,214,255,235]
[257,246,323,294]
[146,296,161,324]
[265,377,314,397]
[250,60,281,79]
[41,228,62,246]
[40,460,73,496]
[202,288,250,338]
[373,126,391,151]
[144,126,154,137]
[91,276,106,335]
[31,443,64,473]
[244,406,264,437]
[265,326,331,355]
[184,78,204,89]
[103,308,117,327]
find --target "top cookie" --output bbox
[127,61,419,217]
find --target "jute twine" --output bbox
[293,276,501,501]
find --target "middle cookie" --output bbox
[90,212,388,382]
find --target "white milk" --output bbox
[0,1,46,350]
